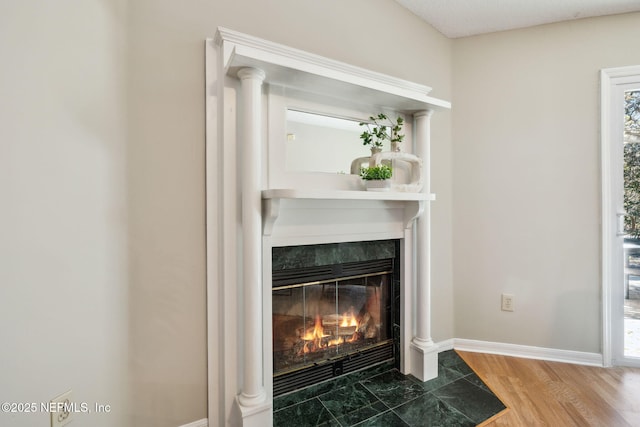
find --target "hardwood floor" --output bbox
[457,351,640,426]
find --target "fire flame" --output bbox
[298,312,362,356]
[340,311,358,327]
[328,336,344,347]
[303,315,329,341]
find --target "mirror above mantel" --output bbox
[268,87,425,191]
[285,109,390,174]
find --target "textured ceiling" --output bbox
[395,0,640,38]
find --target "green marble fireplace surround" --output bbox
[272,240,397,271]
[272,240,402,395]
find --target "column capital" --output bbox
[414,109,434,119]
[237,67,266,82]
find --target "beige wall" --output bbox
[452,13,640,353]
[0,1,129,426]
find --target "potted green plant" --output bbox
[360,164,392,191]
[359,113,405,152]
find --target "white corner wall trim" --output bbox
[453,338,603,367]
[177,419,208,427]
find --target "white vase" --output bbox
[370,151,423,193]
[349,147,384,175]
[364,179,391,191]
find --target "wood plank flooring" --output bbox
[457,351,640,427]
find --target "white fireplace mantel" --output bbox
[262,188,436,201]
[206,28,451,427]
[262,189,435,236]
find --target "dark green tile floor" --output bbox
[273,350,506,427]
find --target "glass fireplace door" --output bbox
[272,272,391,377]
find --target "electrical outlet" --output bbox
[50,390,73,427]
[501,294,514,312]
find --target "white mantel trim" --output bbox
[216,27,432,101]
[262,188,435,201]
[262,190,433,236]
[215,27,451,112]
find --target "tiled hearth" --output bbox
[273,350,506,427]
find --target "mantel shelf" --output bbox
[262,189,433,236]
[262,188,435,202]
[215,27,451,113]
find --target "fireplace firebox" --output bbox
[272,241,399,396]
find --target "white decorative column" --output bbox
[411,109,439,381]
[236,67,271,425]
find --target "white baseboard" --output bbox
[178,418,208,427]
[452,338,603,367]
[436,338,455,352]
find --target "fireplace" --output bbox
[271,241,400,396]
[209,28,447,427]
